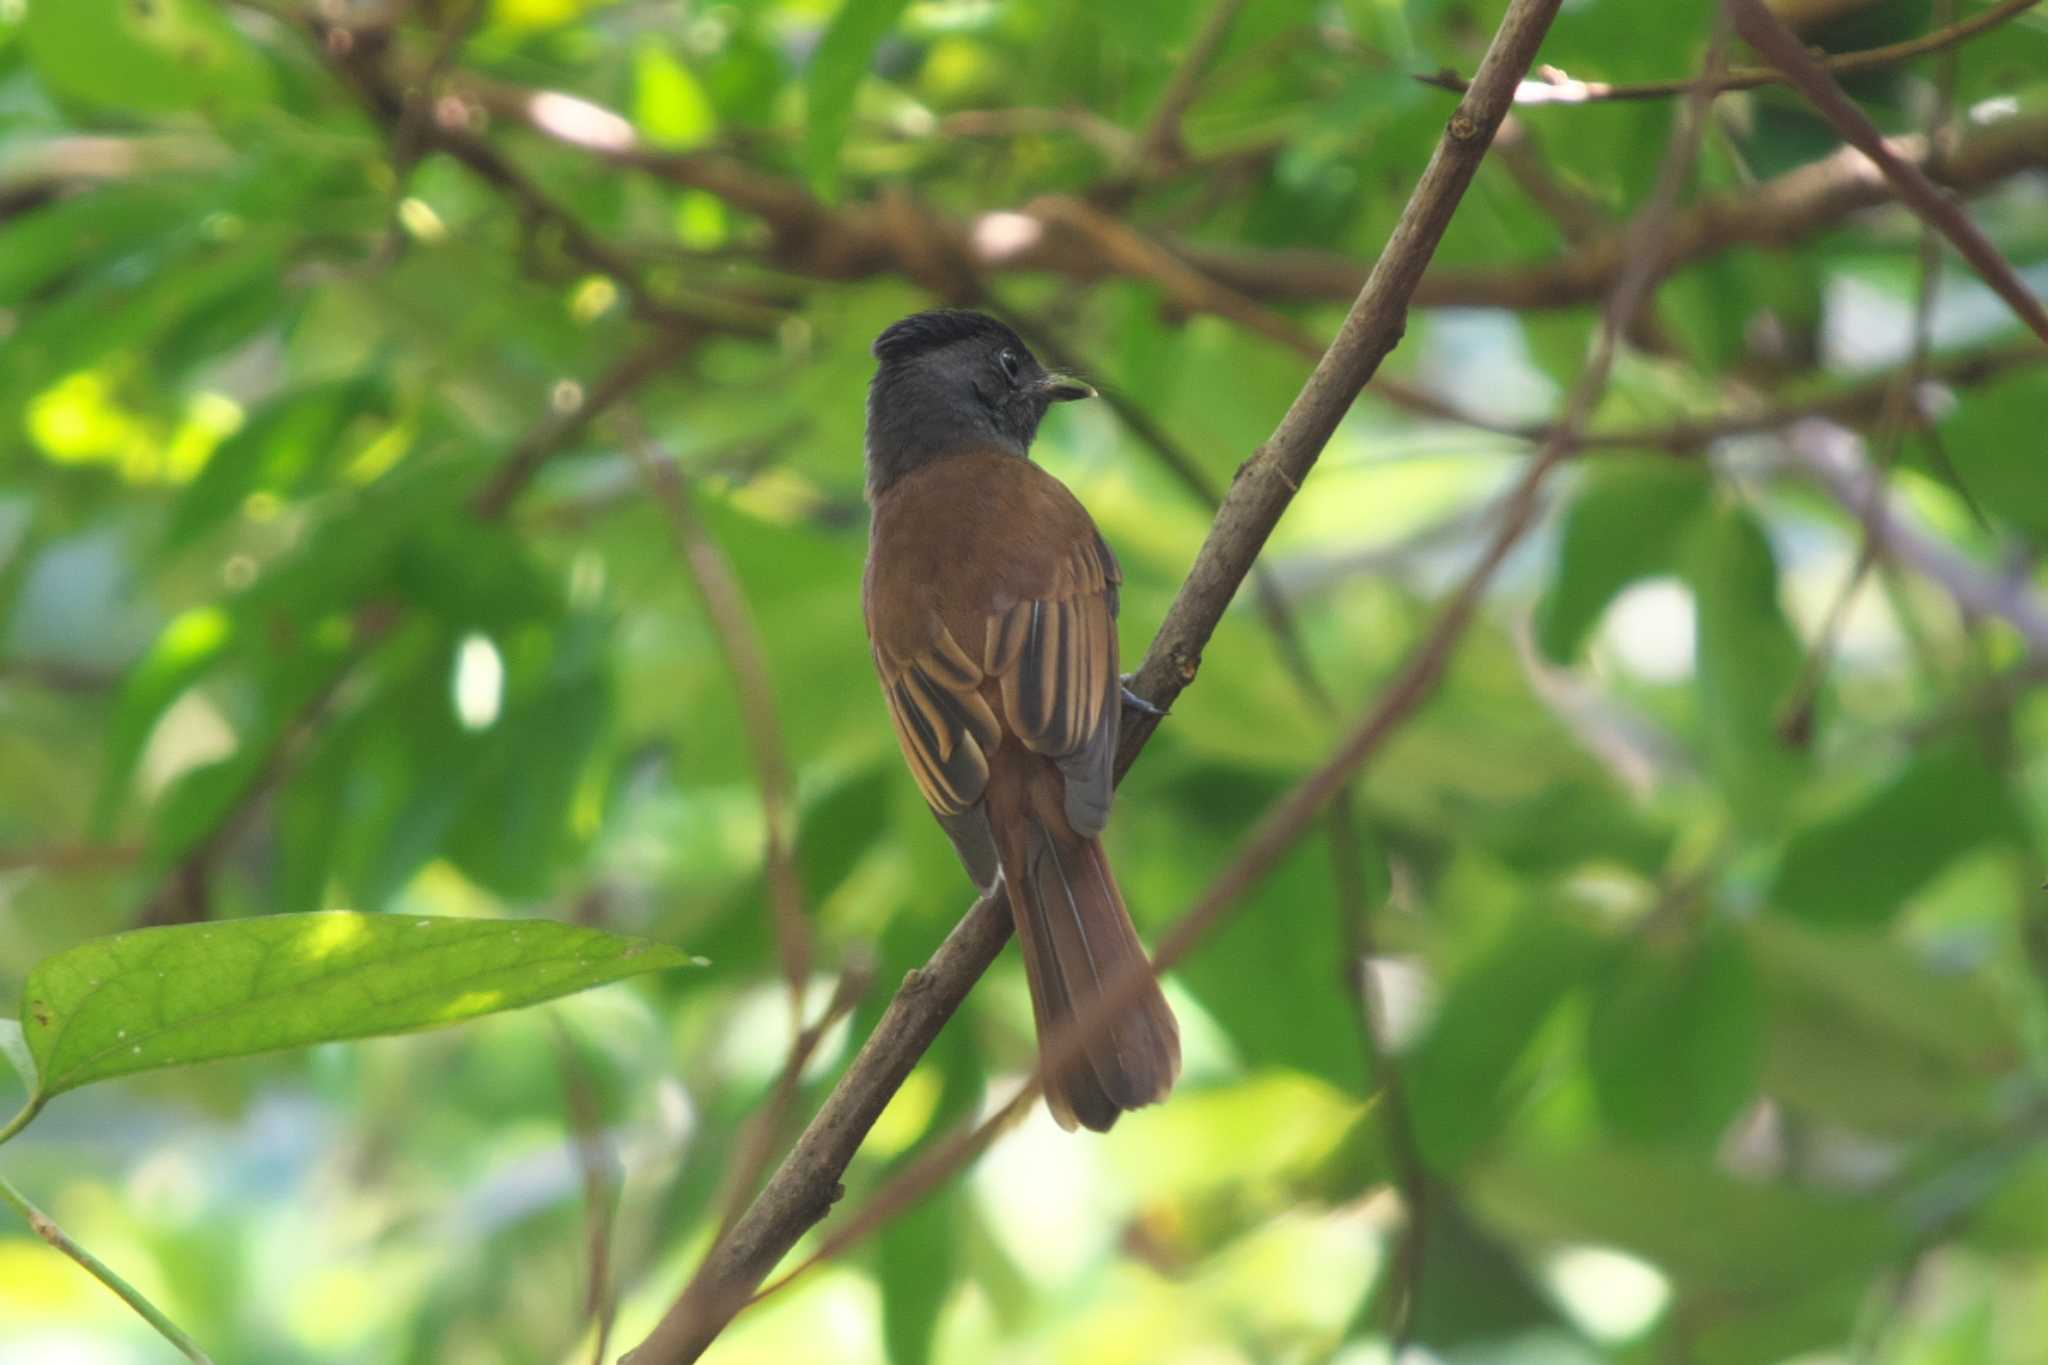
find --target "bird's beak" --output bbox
[1037,374,1096,402]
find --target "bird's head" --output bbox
[865,309,1093,496]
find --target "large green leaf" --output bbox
[1586,922,1761,1145]
[1685,505,1807,829]
[1745,915,2021,1135]
[23,0,271,114]
[1468,1146,1902,1297]
[1769,743,2017,925]
[1535,458,1711,662]
[16,912,698,1102]
[93,605,237,833]
[1404,911,1607,1171]
[802,0,912,193]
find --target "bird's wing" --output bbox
[983,529,1122,836]
[871,527,1123,856]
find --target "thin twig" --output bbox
[402,26,2048,322]
[1417,0,2040,103]
[617,5,1565,1360]
[1777,0,1962,749]
[710,955,874,1243]
[554,1024,620,1365]
[0,844,142,874]
[1783,422,2048,660]
[618,409,813,1012]
[1138,0,1250,167]
[0,1172,215,1363]
[1178,110,2048,313]
[1723,0,2048,345]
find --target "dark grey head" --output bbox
[864,310,1094,496]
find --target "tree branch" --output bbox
[1418,0,2040,103]
[1783,421,2048,659]
[1137,0,1249,168]
[618,4,1566,1359]
[618,409,813,1010]
[748,14,1728,1315]
[1723,0,2048,344]
[1180,109,2048,312]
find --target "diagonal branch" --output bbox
[759,10,1732,1320]
[618,409,813,1010]
[617,3,1566,1360]
[1723,0,2048,345]
[1138,0,1250,168]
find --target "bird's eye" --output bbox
[998,349,1020,380]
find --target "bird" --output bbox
[861,309,1181,1132]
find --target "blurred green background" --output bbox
[5,0,2048,1361]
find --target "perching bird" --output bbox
[861,310,1181,1132]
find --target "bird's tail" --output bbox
[998,812,1181,1132]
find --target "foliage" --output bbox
[3,0,2047,1361]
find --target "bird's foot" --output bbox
[1120,676,1167,719]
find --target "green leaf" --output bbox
[1586,923,1761,1144]
[1770,743,2016,925]
[1535,458,1711,662]
[94,605,237,833]
[1405,912,1607,1171]
[802,0,912,194]
[875,1185,957,1365]
[1468,1146,1902,1298]
[23,0,271,114]
[163,376,390,552]
[1684,505,1807,829]
[635,41,719,150]
[1745,915,2020,1134]
[17,913,698,1100]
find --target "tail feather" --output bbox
[1004,812,1180,1132]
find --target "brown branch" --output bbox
[618,409,813,1010]
[1565,340,2048,455]
[1181,109,2048,312]
[1418,0,2041,103]
[472,336,683,519]
[1779,0,1962,750]
[437,28,2048,323]
[1114,0,1565,764]
[710,955,873,1243]
[1138,0,1250,168]
[0,844,142,874]
[751,20,1729,1311]
[554,1024,620,1365]
[1723,0,2048,345]
[937,107,1139,162]
[618,4,1565,1360]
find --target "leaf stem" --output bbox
[0,1170,215,1364]
[0,1096,42,1148]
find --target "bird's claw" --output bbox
[1120,677,1167,719]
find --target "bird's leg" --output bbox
[1120,675,1167,718]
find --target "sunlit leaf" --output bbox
[94,605,237,833]
[18,912,698,1099]
[636,42,719,150]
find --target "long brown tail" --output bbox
[997,807,1181,1132]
